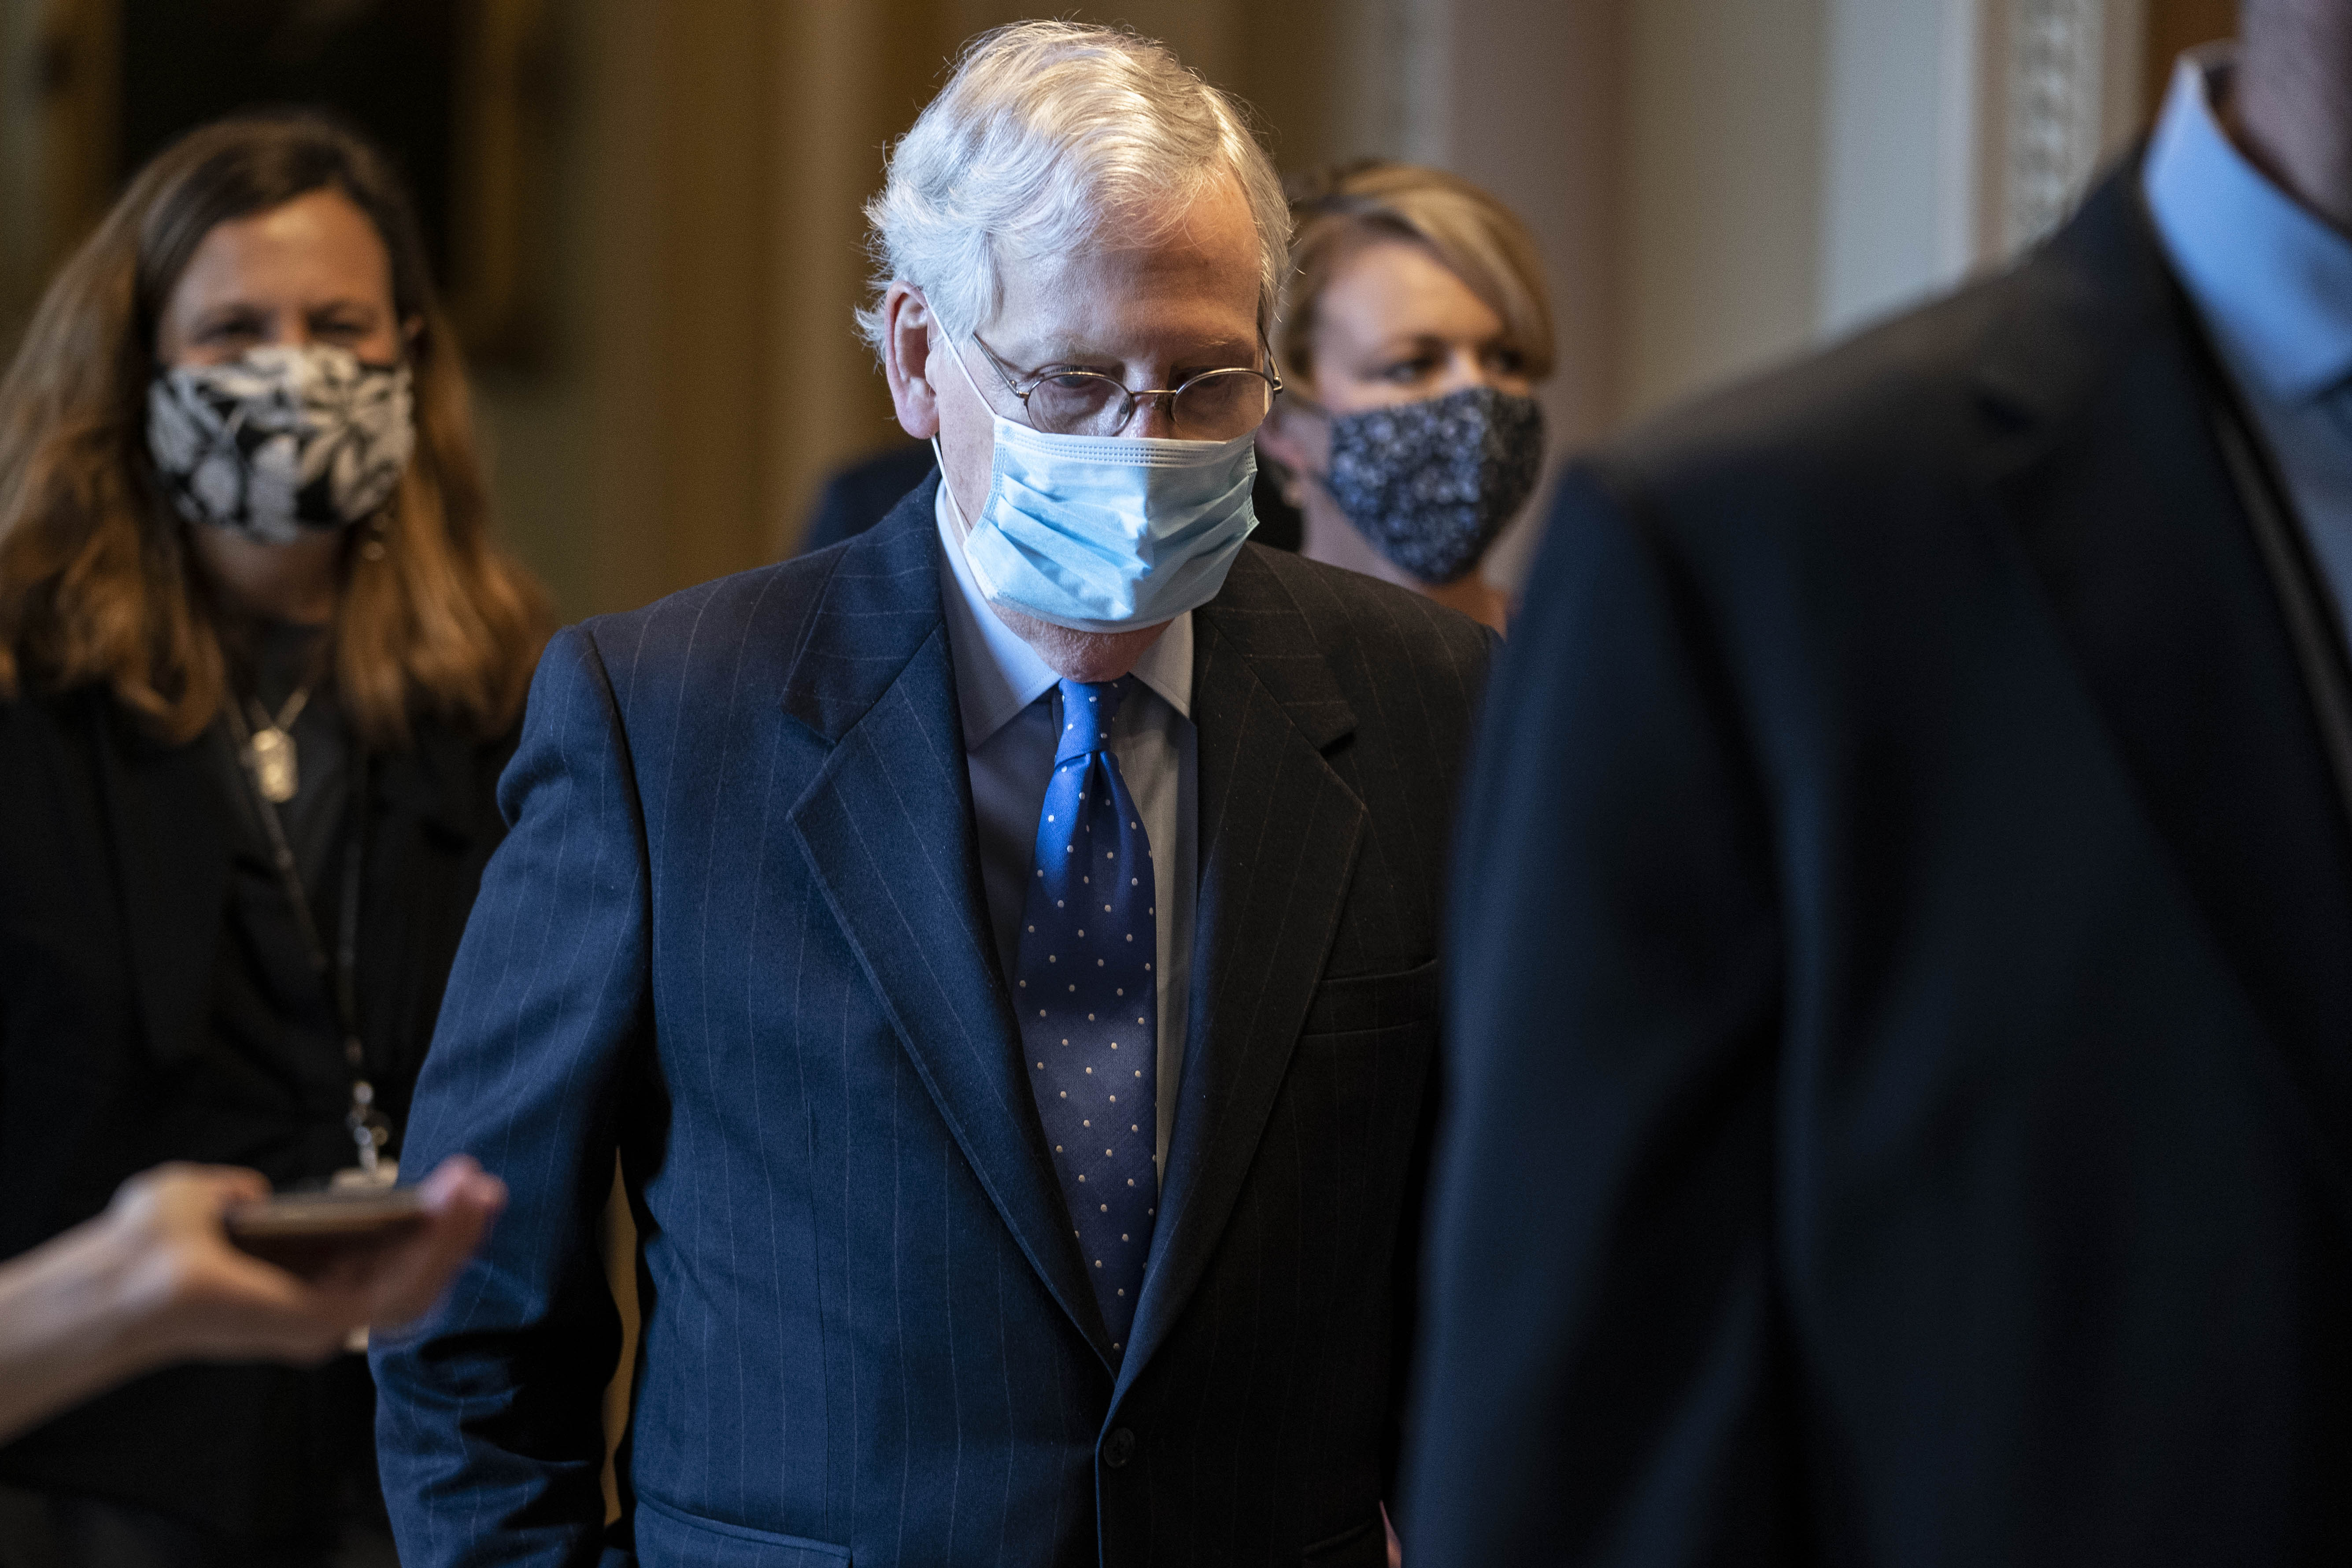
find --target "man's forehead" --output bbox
[989,305,1257,362]
[987,185,1262,359]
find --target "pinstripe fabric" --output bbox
[373,478,1490,1568]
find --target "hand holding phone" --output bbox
[0,1156,504,1445]
[183,1156,504,1349]
[225,1187,429,1276]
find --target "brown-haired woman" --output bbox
[0,114,547,1565]
[1255,161,1556,633]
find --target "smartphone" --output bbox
[225,1187,425,1274]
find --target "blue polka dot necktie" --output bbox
[1016,676,1158,1355]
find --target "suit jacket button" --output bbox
[1103,1428,1136,1469]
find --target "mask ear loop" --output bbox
[929,335,994,542]
[931,435,965,540]
[1263,390,1336,511]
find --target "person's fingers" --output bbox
[202,1167,274,1207]
[114,1164,271,1229]
[417,1154,500,1212]
[108,1165,376,1364]
[142,1230,354,1364]
[111,1157,503,1361]
[360,1156,506,1329]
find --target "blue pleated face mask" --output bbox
[937,342,1258,633]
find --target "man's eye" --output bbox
[1382,358,1434,384]
[1487,346,1527,375]
[198,318,262,342]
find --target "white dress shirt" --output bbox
[933,477,1197,1177]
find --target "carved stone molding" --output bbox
[2002,0,2108,251]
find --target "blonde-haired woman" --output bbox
[1256,161,1554,632]
[0,113,545,1565]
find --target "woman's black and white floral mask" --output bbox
[148,344,414,545]
[1324,384,1544,584]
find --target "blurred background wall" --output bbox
[0,0,2238,618]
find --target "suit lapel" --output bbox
[89,703,235,1070]
[784,483,1113,1358]
[1119,547,1367,1387]
[1976,166,2352,1200]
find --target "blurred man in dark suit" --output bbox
[1408,3,2352,1563]
[375,21,1484,1568]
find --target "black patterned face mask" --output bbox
[1324,385,1544,584]
[147,344,414,546]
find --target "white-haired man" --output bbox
[373,22,1490,1568]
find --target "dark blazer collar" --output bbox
[90,702,235,1072]
[784,479,1124,1360]
[1975,153,2169,436]
[783,499,1376,1379]
[779,475,953,745]
[1117,546,1367,1390]
[1188,545,1357,748]
[1975,161,2352,1215]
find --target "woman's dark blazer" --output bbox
[0,680,517,1536]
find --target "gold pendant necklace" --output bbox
[246,683,315,804]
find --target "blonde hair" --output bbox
[0,113,547,749]
[1276,161,1555,389]
[858,19,1289,351]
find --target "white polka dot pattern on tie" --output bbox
[1013,675,1158,1358]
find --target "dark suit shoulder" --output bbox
[0,681,91,756]
[0,685,111,882]
[1227,542,1491,679]
[571,477,942,714]
[571,556,830,686]
[1206,546,1492,798]
[1601,164,2158,522]
[1607,267,2017,508]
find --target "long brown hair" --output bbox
[0,113,547,749]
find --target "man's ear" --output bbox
[882,284,941,439]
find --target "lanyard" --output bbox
[218,695,394,1181]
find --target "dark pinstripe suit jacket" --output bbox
[372,480,1491,1568]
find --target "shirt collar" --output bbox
[2143,45,2352,406]
[933,468,1194,751]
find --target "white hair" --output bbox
[856,20,1289,356]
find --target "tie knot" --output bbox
[1056,677,1130,760]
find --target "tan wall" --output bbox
[0,0,1814,615]
[1621,0,1827,422]
[1,0,2174,621]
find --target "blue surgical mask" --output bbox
[937,344,1258,632]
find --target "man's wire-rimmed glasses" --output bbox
[967,332,1284,441]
